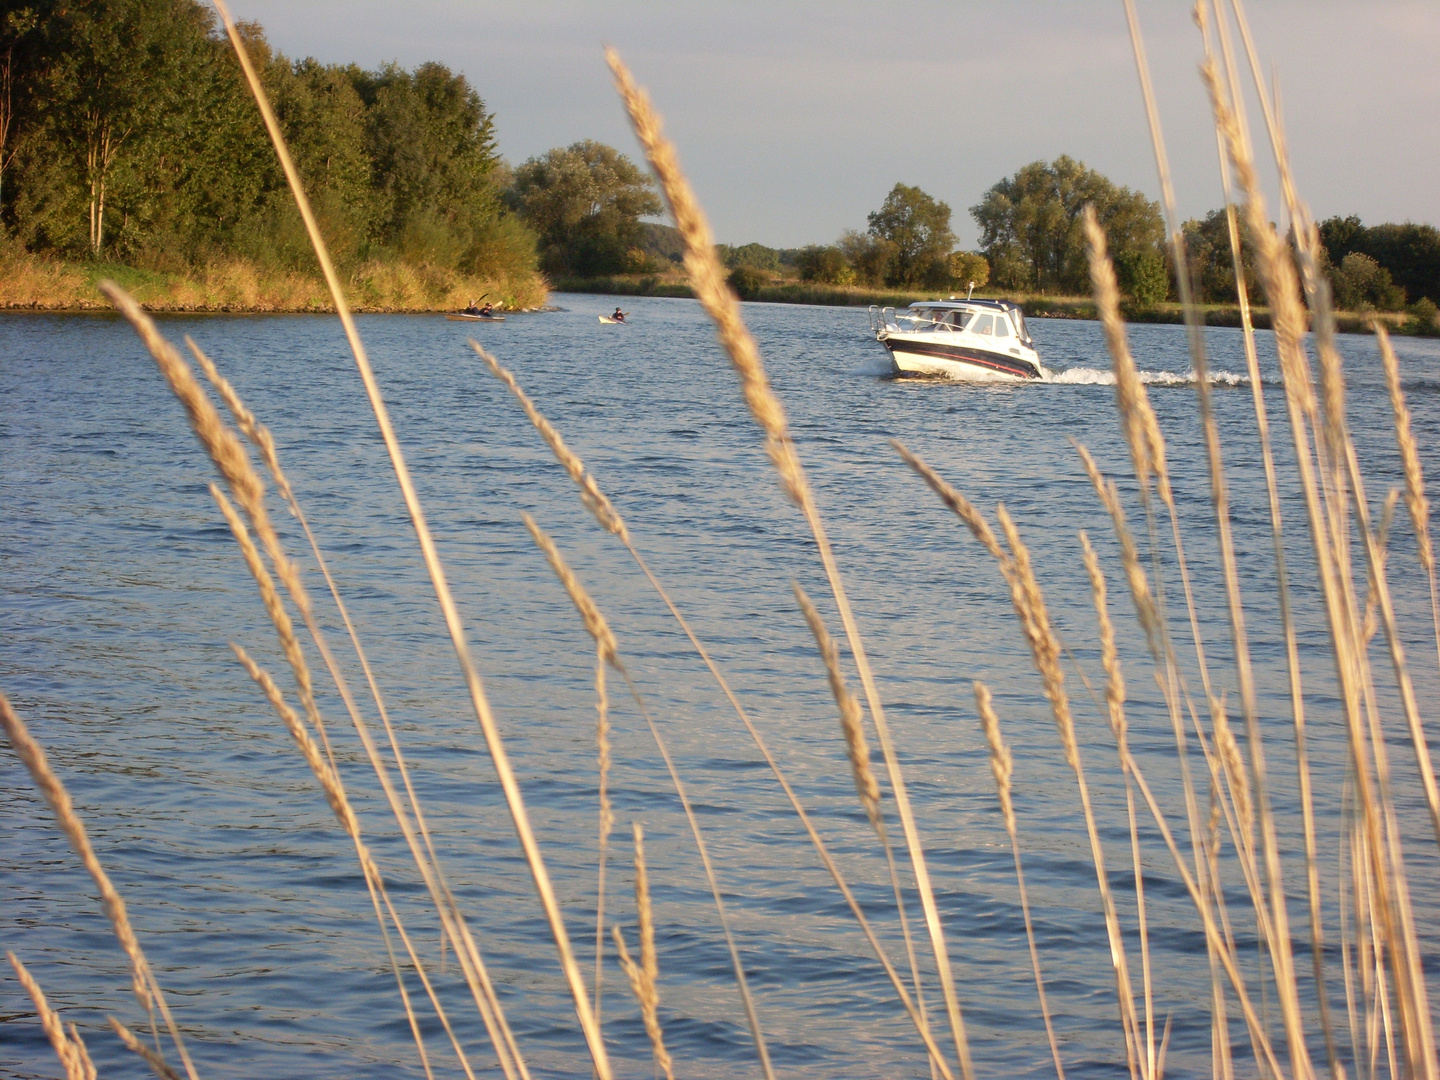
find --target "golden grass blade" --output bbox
[209,8,612,1070]
[972,684,1066,1080]
[110,1017,183,1080]
[614,827,674,1080]
[1206,56,1437,1080]
[594,643,613,1027]
[522,514,775,1079]
[1376,323,1440,678]
[187,342,526,1080]
[792,583,880,830]
[609,49,972,1078]
[1080,534,1156,1078]
[8,953,88,1080]
[0,691,200,1080]
[1080,206,1168,502]
[1196,5,1339,1066]
[792,581,933,1049]
[479,338,956,1078]
[993,507,1144,1080]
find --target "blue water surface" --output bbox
[3,295,1439,1079]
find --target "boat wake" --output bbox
[1046,366,1251,387]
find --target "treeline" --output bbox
[713,155,1440,320]
[0,0,535,285]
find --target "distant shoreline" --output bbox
[0,249,549,316]
[552,275,1429,336]
[2,259,1428,336]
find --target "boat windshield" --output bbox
[905,307,972,329]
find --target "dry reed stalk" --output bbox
[1080,535,1156,1078]
[111,1017,182,1080]
[189,344,522,1080]
[212,7,614,1070]
[520,512,619,1023]
[477,351,628,541]
[604,50,804,509]
[1206,51,1437,1080]
[0,691,199,1080]
[992,507,1144,1079]
[1376,323,1440,678]
[1085,102,1303,1066]
[613,826,673,1080]
[230,641,493,1080]
[1197,8,1337,1064]
[608,51,973,1079]
[1080,206,1169,502]
[480,354,953,1079]
[593,642,613,1026]
[521,515,778,1080]
[8,953,92,1080]
[792,583,880,830]
[972,683,1066,1080]
[792,581,934,1045]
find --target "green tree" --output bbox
[38,0,217,255]
[794,244,853,285]
[0,7,39,222]
[1181,209,1257,304]
[1320,215,1440,306]
[946,250,989,291]
[719,241,780,272]
[838,229,897,287]
[867,183,954,287]
[971,156,1164,294]
[1330,251,1406,312]
[1115,250,1168,306]
[510,140,660,276]
[354,61,506,268]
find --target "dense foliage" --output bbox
[866,183,956,288]
[1319,215,1439,308]
[971,156,1165,295]
[508,140,661,276]
[0,0,535,281]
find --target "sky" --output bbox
[224,0,1439,250]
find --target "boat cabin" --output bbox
[900,299,1033,347]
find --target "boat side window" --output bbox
[973,314,994,336]
[994,315,1011,338]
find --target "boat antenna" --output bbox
[966,281,975,300]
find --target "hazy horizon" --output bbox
[224,0,1439,251]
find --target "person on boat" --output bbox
[612,307,626,323]
[464,299,481,315]
[479,302,494,317]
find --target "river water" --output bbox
[3,295,1439,1079]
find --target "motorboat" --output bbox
[869,299,1046,381]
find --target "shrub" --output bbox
[1331,251,1406,312]
[1115,249,1169,307]
[1406,296,1439,335]
[947,251,989,291]
[727,264,768,299]
[794,245,853,286]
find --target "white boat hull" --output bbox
[882,336,1044,381]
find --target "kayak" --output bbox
[447,312,505,322]
[599,315,627,324]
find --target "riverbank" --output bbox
[0,247,549,313]
[552,273,1437,336]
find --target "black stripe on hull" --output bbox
[883,338,1041,380]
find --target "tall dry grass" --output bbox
[4,3,1439,1080]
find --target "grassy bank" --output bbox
[0,246,549,313]
[554,272,1438,335]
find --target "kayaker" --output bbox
[612,307,626,323]
[479,302,494,317]
[464,299,481,315]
